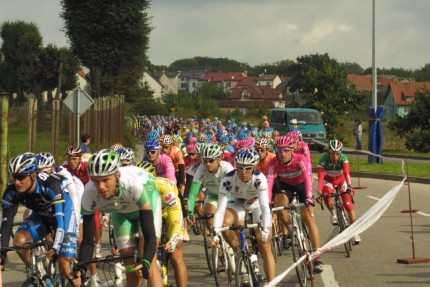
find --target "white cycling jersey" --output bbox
[192,160,234,197]
[213,169,271,233]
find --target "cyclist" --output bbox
[143,139,177,184]
[267,136,324,274]
[255,138,276,180]
[187,143,234,228]
[160,134,185,190]
[63,146,101,286]
[137,161,188,287]
[213,149,276,282]
[0,153,81,286]
[80,149,162,287]
[116,147,136,167]
[316,139,361,243]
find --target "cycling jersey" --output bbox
[1,172,77,258]
[63,161,91,186]
[267,153,312,199]
[255,152,276,177]
[154,177,183,239]
[213,169,271,233]
[163,146,185,172]
[188,160,234,213]
[295,141,312,173]
[144,153,177,184]
[317,153,351,191]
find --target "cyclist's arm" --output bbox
[342,160,352,186]
[78,214,95,264]
[213,190,228,229]
[139,203,157,267]
[188,181,202,215]
[163,157,177,185]
[317,166,325,194]
[257,175,271,232]
[0,201,18,266]
[176,164,185,186]
[183,173,194,198]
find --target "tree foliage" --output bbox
[414,63,430,81]
[340,62,364,74]
[61,0,152,97]
[0,21,43,103]
[168,56,250,73]
[388,88,430,152]
[251,59,296,76]
[288,53,367,137]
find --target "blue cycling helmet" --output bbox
[235,149,259,166]
[144,139,161,151]
[219,135,230,144]
[147,130,160,140]
[36,152,56,170]
[9,152,38,175]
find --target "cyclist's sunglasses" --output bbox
[237,166,253,172]
[202,158,216,164]
[146,150,158,154]
[12,174,30,181]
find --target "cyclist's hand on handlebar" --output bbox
[305,197,315,207]
[46,248,56,259]
[259,230,270,243]
[136,259,151,280]
[186,212,195,225]
[347,186,355,197]
[316,193,323,204]
[211,235,220,248]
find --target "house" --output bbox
[154,71,178,95]
[199,71,248,92]
[383,81,430,120]
[217,82,285,114]
[255,74,281,88]
[347,74,372,92]
[178,70,206,93]
[140,70,163,100]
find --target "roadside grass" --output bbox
[312,153,430,178]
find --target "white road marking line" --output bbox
[367,196,430,216]
[320,264,340,287]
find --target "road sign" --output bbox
[64,87,94,115]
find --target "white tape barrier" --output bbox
[265,161,407,287]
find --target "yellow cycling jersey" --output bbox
[155,177,183,238]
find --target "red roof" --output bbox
[200,72,247,82]
[347,74,372,92]
[228,82,281,100]
[389,81,430,105]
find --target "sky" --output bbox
[1,0,429,70]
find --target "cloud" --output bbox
[299,21,352,46]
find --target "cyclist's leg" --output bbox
[203,198,217,230]
[251,205,275,282]
[273,182,292,247]
[221,203,245,252]
[169,240,188,287]
[322,182,336,224]
[14,214,46,266]
[340,182,355,223]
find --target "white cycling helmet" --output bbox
[87,149,120,176]
[200,143,222,159]
[36,152,56,170]
[235,149,260,166]
[8,152,38,175]
[116,147,135,161]
[328,139,343,152]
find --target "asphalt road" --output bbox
[2,177,429,286]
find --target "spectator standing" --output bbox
[80,134,91,154]
[353,119,362,150]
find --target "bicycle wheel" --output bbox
[337,207,352,257]
[271,221,283,260]
[291,224,307,287]
[202,224,214,275]
[212,240,233,287]
[21,277,41,287]
[235,251,253,287]
[192,219,202,235]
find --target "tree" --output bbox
[61,0,153,97]
[388,88,430,152]
[168,56,250,73]
[288,53,366,137]
[38,44,80,102]
[340,62,364,74]
[414,63,430,82]
[0,21,43,104]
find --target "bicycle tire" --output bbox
[21,277,40,287]
[271,221,283,259]
[337,207,352,257]
[291,224,308,287]
[302,221,314,287]
[192,219,202,235]
[235,251,254,287]
[212,240,233,287]
[202,224,214,275]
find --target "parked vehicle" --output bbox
[270,108,326,152]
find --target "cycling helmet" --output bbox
[147,130,160,140]
[328,139,343,152]
[172,134,182,143]
[219,135,229,145]
[186,143,196,154]
[9,152,37,175]
[235,149,260,166]
[136,160,156,176]
[116,147,134,161]
[287,131,300,142]
[200,143,222,159]
[66,145,83,157]
[87,149,120,176]
[110,143,123,152]
[276,135,295,148]
[160,134,173,146]
[144,139,161,151]
[36,152,56,170]
[261,130,273,138]
[195,142,205,156]
[255,138,271,149]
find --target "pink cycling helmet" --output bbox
[276,135,295,148]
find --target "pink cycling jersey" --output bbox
[153,153,177,184]
[267,153,312,199]
[295,141,312,173]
